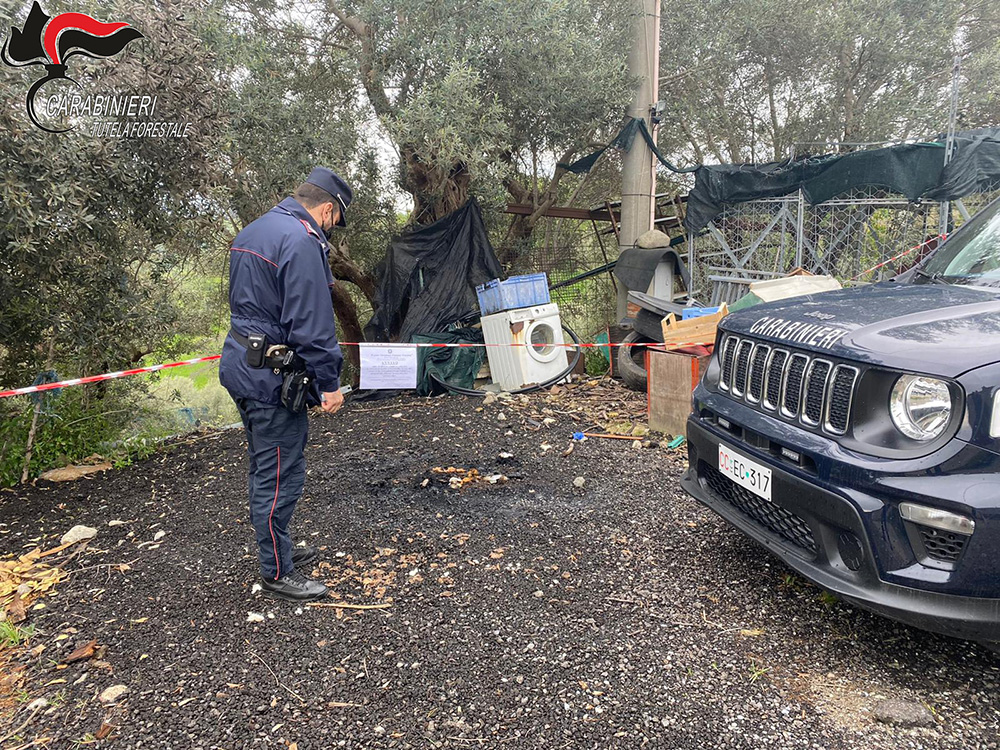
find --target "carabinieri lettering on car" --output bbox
[682,195,1000,645]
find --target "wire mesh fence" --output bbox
[687,180,1000,302]
[492,213,620,341]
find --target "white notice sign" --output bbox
[359,344,418,390]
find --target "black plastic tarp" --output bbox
[684,128,1000,232]
[558,117,698,175]
[614,247,691,293]
[365,198,503,342]
[925,128,1000,200]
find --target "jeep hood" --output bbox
[720,282,1000,377]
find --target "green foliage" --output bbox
[323,0,634,219]
[658,0,1000,164]
[0,386,129,486]
[0,1,231,485]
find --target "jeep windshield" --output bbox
[918,197,1000,289]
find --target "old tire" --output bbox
[618,331,652,392]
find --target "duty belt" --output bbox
[230,330,306,372]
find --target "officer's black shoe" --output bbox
[291,544,319,567]
[260,570,328,601]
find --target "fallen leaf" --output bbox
[8,591,26,623]
[64,639,98,664]
[39,464,111,482]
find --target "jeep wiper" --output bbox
[913,267,949,285]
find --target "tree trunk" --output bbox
[330,283,363,386]
[329,237,377,304]
[400,147,471,225]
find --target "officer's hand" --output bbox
[320,390,344,414]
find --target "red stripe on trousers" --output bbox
[269,446,281,578]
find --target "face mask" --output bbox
[322,207,338,239]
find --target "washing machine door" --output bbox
[524,319,562,364]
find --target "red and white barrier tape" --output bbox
[850,234,946,281]
[0,340,710,399]
[0,355,223,398]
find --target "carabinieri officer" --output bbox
[220,167,352,601]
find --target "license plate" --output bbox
[718,443,772,501]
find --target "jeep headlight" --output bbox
[889,375,952,441]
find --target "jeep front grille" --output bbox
[701,462,818,557]
[718,333,858,436]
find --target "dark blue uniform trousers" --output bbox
[233,397,308,580]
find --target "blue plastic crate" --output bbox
[476,279,501,315]
[681,306,721,320]
[477,273,550,314]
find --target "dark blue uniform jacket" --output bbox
[219,197,343,405]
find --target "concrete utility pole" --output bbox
[939,54,961,237]
[617,0,660,321]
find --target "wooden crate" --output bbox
[647,348,711,437]
[660,303,728,348]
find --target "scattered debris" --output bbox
[153,530,166,541]
[667,435,686,450]
[0,548,67,620]
[431,467,507,489]
[573,476,586,489]
[60,525,98,546]
[247,612,265,623]
[107,520,127,527]
[98,684,129,705]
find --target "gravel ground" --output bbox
[1,387,999,749]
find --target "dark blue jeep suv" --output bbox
[683,197,1000,642]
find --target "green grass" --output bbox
[0,621,35,648]
[818,590,839,607]
[747,657,772,684]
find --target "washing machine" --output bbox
[481,303,569,391]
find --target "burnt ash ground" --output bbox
[1,388,999,750]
